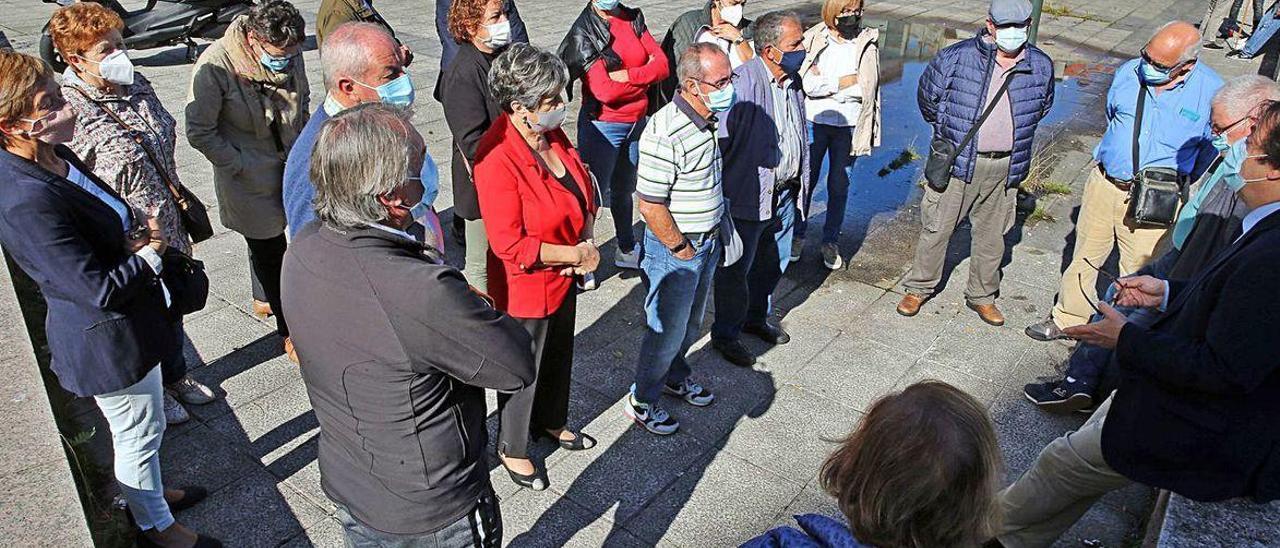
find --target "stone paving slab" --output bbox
[4,0,1272,546]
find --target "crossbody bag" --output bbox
[1125,83,1183,228]
[924,68,1015,192]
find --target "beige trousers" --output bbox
[1051,167,1173,328]
[996,394,1132,548]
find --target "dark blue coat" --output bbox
[0,146,176,397]
[917,31,1055,188]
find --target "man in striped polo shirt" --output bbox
[624,43,733,436]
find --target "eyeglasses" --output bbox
[697,73,738,91]
[1212,115,1252,136]
[1140,47,1191,73]
[1080,257,1121,314]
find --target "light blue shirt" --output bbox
[1093,59,1223,181]
[1240,200,1280,237]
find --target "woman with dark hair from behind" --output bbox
[744,380,1002,547]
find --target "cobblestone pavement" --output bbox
[1,0,1266,546]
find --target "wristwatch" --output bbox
[668,239,690,254]
[732,37,745,45]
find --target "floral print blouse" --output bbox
[62,70,193,255]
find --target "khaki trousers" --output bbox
[1052,167,1173,328]
[903,156,1017,305]
[996,394,1132,548]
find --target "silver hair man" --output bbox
[489,43,568,112]
[321,22,399,92]
[677,42,729,85]
[311,103,419,230]
[1212,75,1280,119]
[751,10,801,55]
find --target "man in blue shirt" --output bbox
[1026,21,1222,342]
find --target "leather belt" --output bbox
[976,150,1012,159]
[1098,166,1133,191]
[684,225,721,245]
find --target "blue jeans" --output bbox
[634,228,721,403]
[336,492,502,548]
[796,123,856,244]
[578,116,645,253]
[1241,1,1280,57]
[712,188,797,342]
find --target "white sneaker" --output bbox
[821,243,844,270]
[171,375,216,405]
[162,391,190,425]
[615,248,640,270]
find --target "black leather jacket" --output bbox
[556,4,650,100]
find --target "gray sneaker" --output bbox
[663,379,715,407]
[624,392,679,435]
[171,375,216,405]
[162,391,190,425]
[821,242,844,270]
[1025,318,1067,342]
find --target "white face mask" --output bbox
[719,2,744,26]
[84,49,135,86]
[483,19,512,49]
[526,105,567,133]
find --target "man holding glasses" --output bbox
[1026,21,1222,342]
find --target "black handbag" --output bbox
[1126,83,1184,228]
[70,87,216,243]
[924,70,1016,192]
[161,249,209,317]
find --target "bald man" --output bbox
[1026,21,1223,342]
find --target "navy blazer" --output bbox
[1105,208,1280,503]
[0,146,176,397]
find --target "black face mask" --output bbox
[835,14,861,39]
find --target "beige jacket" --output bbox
[185,15,310,239]
[800,23,881,156]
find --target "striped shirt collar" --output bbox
[673,93,716,132]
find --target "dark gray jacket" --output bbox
[281,224,535,535]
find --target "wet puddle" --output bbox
[791,15,1123,284]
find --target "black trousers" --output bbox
[160,319,187,385]
[246,234,288,337]
[497,290,577,458]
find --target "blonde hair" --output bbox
[821,0,864,29]
[0,50,54,148]
[819,380,1002,547]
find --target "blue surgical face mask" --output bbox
[1212,133,1231,153]
[260,51,293,73]
[1222,139,1268,192]
[995,26,1028,53]
[1139,59,1173,85]
[703,82,736,113]
[356,73,416,107]
[594,0,621,10]
[777,48,805,74]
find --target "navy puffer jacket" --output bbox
[917,30,1055,188]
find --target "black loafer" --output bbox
[535,429,597,451]
[498,454,548,491]
[743,322,790,345]
[712,339,756,367]
[167,486,208,513]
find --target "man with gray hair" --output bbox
[625,43,732,435]
[1024,74,1280,412]
[711,10,809,367]
[1026,20,1223,342]
[281,102,535,547]
[282,21,441,245]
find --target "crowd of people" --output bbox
[0,0,1276,546]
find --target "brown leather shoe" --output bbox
[896,293,926,317]
[283,337,299,364]
[252,299,273,318]
[967,302,1006,326]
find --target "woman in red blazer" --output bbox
[474,44,601,490]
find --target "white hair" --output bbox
[320,22,398,92]
[1213,75,1280,120]
[311,103,416,231]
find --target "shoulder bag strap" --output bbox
[1132,82,1147,179]
[66,86,191,209]
[954,66,1016,156]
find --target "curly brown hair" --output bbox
[448,0,491,44]
[48,2,124,58]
